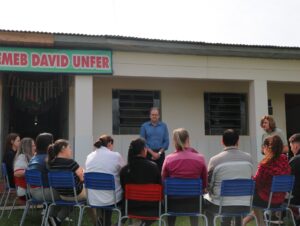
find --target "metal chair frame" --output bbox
[78,172,121,226]
[121,184,164,225]
[261,175,296,226]
[19,169,48,226]
[159,177,208,226]
[0,162,17,218]
[213,179,258,226]
[45,171,86,226]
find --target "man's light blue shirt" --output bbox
[140,121,169,151]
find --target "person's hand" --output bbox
[151,152,160,160]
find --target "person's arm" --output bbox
[201,161,208,193]
[161,158,169,181]
[161,124,169,153]
[14,155,27,178]
[283,145,289,153]
[148,148,160,160]
[75,166,84,182]
[140,124,147,140]
[14,169,25,177]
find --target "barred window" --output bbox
[204,93,248,135]
[112,90,161,135]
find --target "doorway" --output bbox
[285,94,300,139]
[3,72,69,141]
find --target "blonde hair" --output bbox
[173,128,189,151]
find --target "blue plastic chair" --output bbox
[261,175,296,226]
[45,171,86,226]
[20,169,48,226]
[159,178,208,226]
[0,162,17,218]
[78,172,121,226]
[213,179,258,226]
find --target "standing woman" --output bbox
[162,128,208,226]
[260,115,289,153]
[243,135,291,226]
[47,139,85,201]
[2,133,21,188]
[14,137,36,198]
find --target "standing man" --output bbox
[140,107,169,171]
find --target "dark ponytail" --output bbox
[128,138,146,165]
[47,139,69,163]
[94,135,113,148]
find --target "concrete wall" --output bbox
[113,52,300,82]
[92,77,251,164]
[66,51,300,166]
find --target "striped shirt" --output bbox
[48,157,83,197]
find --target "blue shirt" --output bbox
[140,121,169,151]
[28,154,49,186]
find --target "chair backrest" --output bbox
[84,172,116,206]
[25,169,46,201]
[164,177,203,213]
[124,184,162,219]
[125,184,162,201]
[220,179,255,197]
[219,179,255,214]
[268,175,295,208]
[164,177,202,196]
[84,172,115,190]
[48,171,78,202]
[210,161,253,206]
[1,162,11,190]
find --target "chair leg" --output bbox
[77,206,85,226]
[251,214,259,226]
[0,190,7,218]
[0,190,11,218]
[19,201,30,226]
[201,215,208,226]
[263,210,271,226]
[213,215,219,226]
[0,190,6,207]
[287,208,296,226]
[113,208,122,226]
[41,204,48,226]
[44,204,54,226]
[8,196,18,218]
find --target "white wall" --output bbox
[92,77,252,163]
[113,52,300,82]
[67,51,300,165]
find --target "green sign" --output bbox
[0,47,112,74]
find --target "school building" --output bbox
[1,30,300,166]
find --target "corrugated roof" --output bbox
[1,28,300,49]
[2,29,300,59]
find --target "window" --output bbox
[112,90,161,135]
[204,93,248,135]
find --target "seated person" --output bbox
[243,135,291,226]
[47,139,85,201]
[288,134,300,225]
[205,129,253,226]
[120,138,161,226]
[162,128,207,226]
[3,133,20,188]
[28,133,68,226]
[85,135,125,226]
[14,137,35,200]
